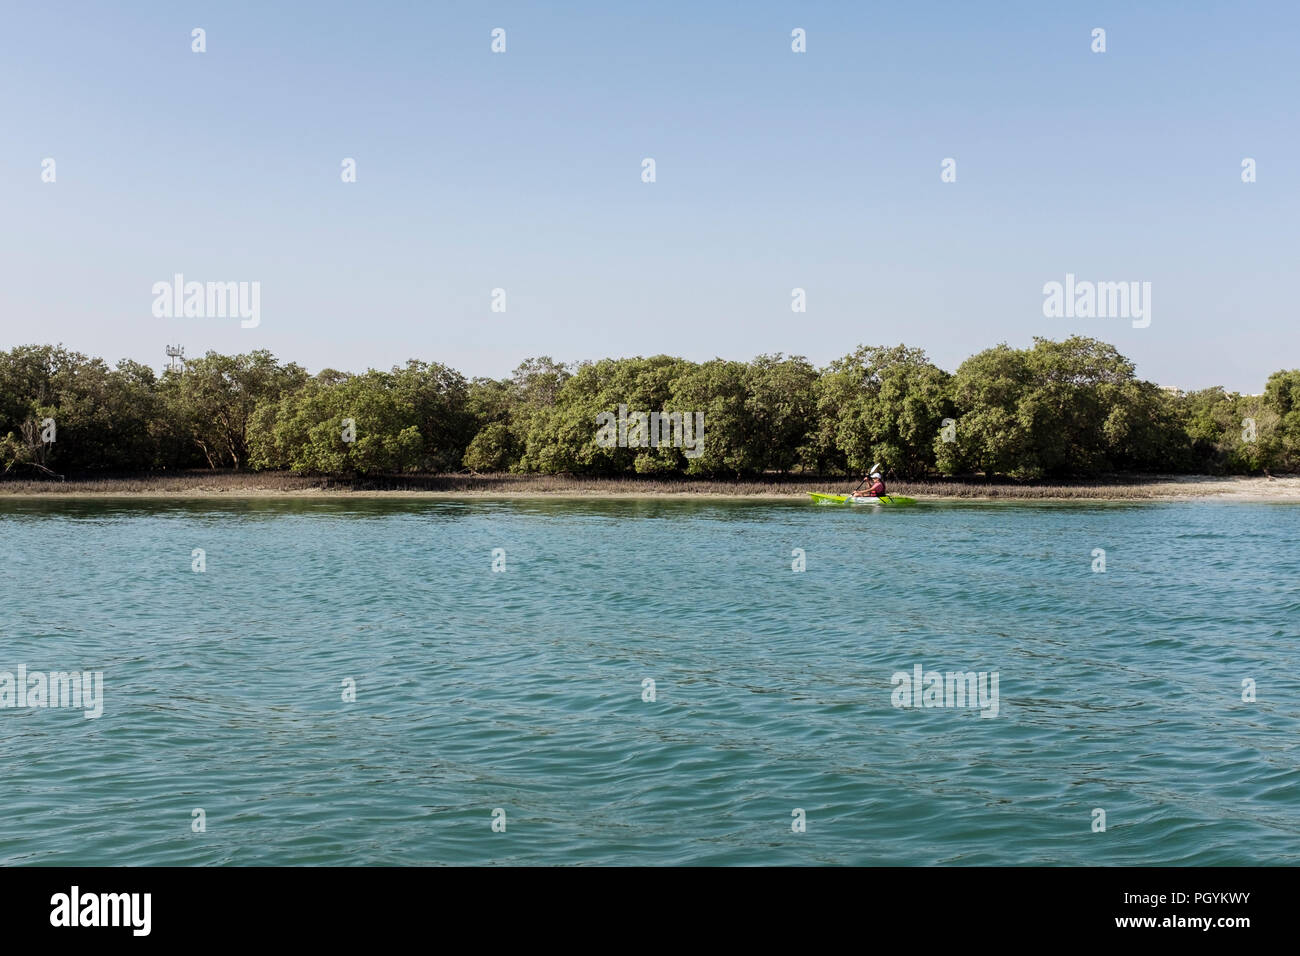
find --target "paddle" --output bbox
[847,462,881,499]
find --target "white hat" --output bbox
[870,472,881,479]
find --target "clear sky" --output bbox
[3,1,1296,391]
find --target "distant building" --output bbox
[1158,385,1183,397]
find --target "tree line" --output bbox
[2,338,1297,479]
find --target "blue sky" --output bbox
[2,1,1296,391]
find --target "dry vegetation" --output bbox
[2,470,1297,500]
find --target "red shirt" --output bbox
[868,480,886,496]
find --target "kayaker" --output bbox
[853,471,886,498]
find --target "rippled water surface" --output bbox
[1,497,1297,865]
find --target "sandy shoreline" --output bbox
[1,474,1298,502]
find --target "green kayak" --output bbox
[809,492,917,506]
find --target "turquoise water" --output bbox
[1,497,1297,866]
